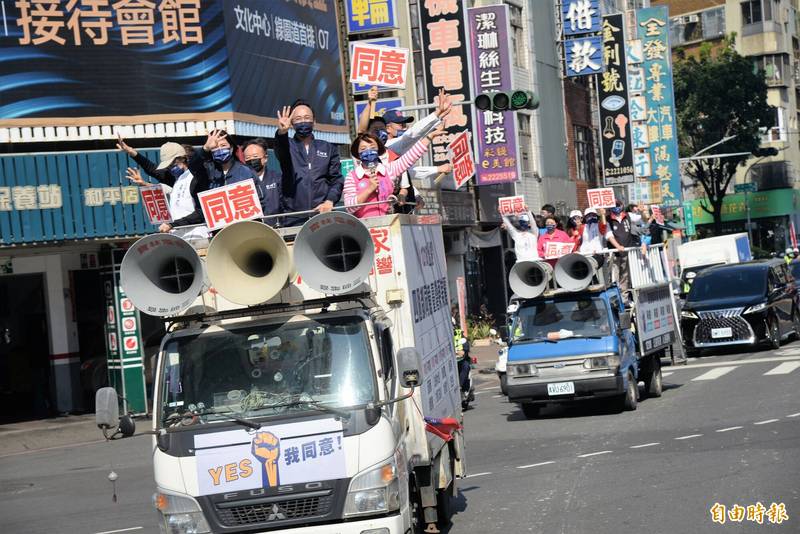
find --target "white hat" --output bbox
[569,210,582,219]
[518,214,530,222]
[584,207,597,216]
[156,142,186,171]
[787,247,794,254]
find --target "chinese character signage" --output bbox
[565,36,604,76]
[140,186,172,225]
[351,37,399,93]
[635,6,682,207]
[418,0,472,165]
[544,241,575,259]
[597,14,634,185]
[447,131,475,189]
[1,0,347,133]
[349,42,408,89]
[353,97,403,129]
[563,0,602,36]
[467,4,520,185]
[345,0,396,34]
[0,150,160,246]
[198,179,264,231]
[497,195,527,216]
[587,187,617,208]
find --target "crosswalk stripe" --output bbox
[692,366,737,381]
[662,371,674,377]
[763,361,800,375]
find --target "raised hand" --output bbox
[367,86,379,102]
[116,133,137,157]
[277,106,292,134]
[435,88,452,118]
[126,167,147,186]
[203,129,227,152]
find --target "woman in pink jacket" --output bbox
[537,216,573,262]
[343,131,431,218]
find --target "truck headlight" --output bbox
[583,354,620,369]
[343,457,401,518]
[508,363,537,377]
[153,492,210,534]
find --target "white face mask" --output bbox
[630,212,642,223]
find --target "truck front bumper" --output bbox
[507,375,624,404]
[254,513,405,534]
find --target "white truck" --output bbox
[677,233,752,297]
[94,212,465,534]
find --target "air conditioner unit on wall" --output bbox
[686,14,699,23]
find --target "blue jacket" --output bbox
[258,169,283,224]
[274,132,343,218]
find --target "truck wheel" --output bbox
[436,487,453,529]
[521,402,540,419]
[620,370,638,411]
[645,359,662,398]
[499,373,508,396]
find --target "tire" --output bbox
[767,316,781,350]
[620,370,638,411]
[521,402,540,419]
[499,373,508,396]
[644,358,663,399]
[436,486,453,529]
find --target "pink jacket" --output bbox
[343,139,428,218]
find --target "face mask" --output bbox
[211,147,231,163]
[376,129,389,143]
[359,148,380,165]
[246,159,264,173]
[611,207,622,215]
[395,129,406,137]
[519,220,530,230]
[546,224,556,232]
[585,215,598,225]
[169,164,184,179]
[294,121,313,137]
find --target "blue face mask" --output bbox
[211,147,231,163]
[169,164,184,179]
[294,121,314,137]
[546,224,556,232]
[611,207,622,215]
[519,220,530,230]
[359,148,380,165]
[376,129,389,143]
[395,128,406,137]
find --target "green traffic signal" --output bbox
[474,90,539,111]
[511,90,539,110]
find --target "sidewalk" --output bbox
[0,414,105,457]
[470,342,502,373]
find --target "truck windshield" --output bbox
[159,316,376,427]
[512,296,611,342]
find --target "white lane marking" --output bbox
[692,366,737,381]
[492,394,504,398]
[764,362,800,375]
[667,355,800,370]
[474,390,491,395]
[94,528,144,534]
[630,442,660,449]
[466,472,491,478]
[516,461,555,469]
[476,387,498,392]
[787,412,800,418]
[716,426,743,433]
[754,419,780,425]
[662,371,674,377]
[577,450,612,458]
[675,434,702,440]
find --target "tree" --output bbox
[673,37,773,236]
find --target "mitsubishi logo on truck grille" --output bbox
[267,504,287,521]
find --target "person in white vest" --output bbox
[501,206,540,262]
[124,141,210,240]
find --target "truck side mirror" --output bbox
[397,347,422,388]
[95,387,120,431]
[618,311,632,331]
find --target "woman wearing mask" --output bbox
[196,129,258,189]
[502,208,539,262]
[566,209,584,252]
[579,207,607,255]
[342,128,433,218]
[537,216,572,261]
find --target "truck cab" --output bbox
[505,286,641,418]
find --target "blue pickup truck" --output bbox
[505,283,668,419]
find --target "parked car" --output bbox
[680,259,800,356]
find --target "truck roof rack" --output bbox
[168,291,376,328]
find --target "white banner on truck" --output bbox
[635,285,675,355]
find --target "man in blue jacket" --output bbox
[242,138,283,226]
[274,99,343,226]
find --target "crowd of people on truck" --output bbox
[117,87,454,231]
[501,200,673,294]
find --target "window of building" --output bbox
[574,125,596,182]
[509,4,525,68]
[760,106,787,142]
[742,0,764,25]
[753,53,790,85]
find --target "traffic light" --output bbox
[752,147,778,157]
[474,90,540,112]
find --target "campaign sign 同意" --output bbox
[497,195,527,216]
[447,131,475,189]
[140,186,172,225]
[198,180,263,231]
[349,43,409,89]
[351,37,399,93]
[587,187,616,208]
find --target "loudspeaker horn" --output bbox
[554,253,598,292]
[206,221,292,305]
[509,261,553,299]
[120,233,206,316]
[294,212,375,295]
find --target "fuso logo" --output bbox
[124,336,138,351]
[120,298,134,312]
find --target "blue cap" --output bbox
[382,109,414,125]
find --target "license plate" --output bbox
[547,382,575,396]
[711,327,732,339]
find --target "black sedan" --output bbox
[680,259,800,356]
